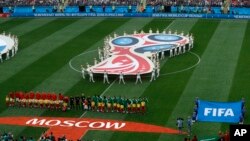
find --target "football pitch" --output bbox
[0,18,249,141]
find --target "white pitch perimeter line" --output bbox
[79,79,117,118]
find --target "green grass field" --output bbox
[0,18,249,141]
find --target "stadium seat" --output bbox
[14,6,33,13]
[64,6,79,13]
[104,6,113,13]
[35,6,53,13]
[3,7,10,13]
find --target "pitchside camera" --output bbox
[230,124,250,141]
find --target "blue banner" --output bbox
[9,13,250,19]
[197,100,242,123]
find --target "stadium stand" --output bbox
[0,0,250,15]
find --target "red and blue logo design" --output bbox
[88,33,190,75]
[0,37,7,53]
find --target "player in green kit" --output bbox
[120,97,124,113]
[113,96,117,112]
[91,95,96,111]
[123,98,128,113]
[107,97,112,112]
[98,96,103,112]
[103,96,108,112]
[117,96,121,112]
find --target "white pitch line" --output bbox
[161,51,201,76]
[165,20,175,30]
[200,138,217,141]
[79,79,117,118]
[68,49,97,73]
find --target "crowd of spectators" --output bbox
[0,0,249,7]
[0,0,60,6]
[0,131,35,141]
[1,130,99,141]
[0,132,14,141]
[218,130,230,141]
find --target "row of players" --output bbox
[68,95,148,114]
[5,91,69,111]
[5,92,148,114]
[0,32,19,63]
[4,91,64,110]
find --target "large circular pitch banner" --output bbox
[0,36,8,53]
[88,33,190,75]
[0,35,16,54]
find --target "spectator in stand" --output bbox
[49,132,55,141]
[223,130,230,141]
[218,130,225,141]
[191,135,198,141]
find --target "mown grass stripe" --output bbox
[0,18,104,84]
[221,21,250,131]
[7,18,56,36]
[18,18,80,49]
[82,19,175,120]
[0,18,33,33]
[14,18,154,139]
[18,18,154,119]
[0,19,107,111]
[0,18,9,23]
[2,18,129,139]
[0,18,129,111]
[84,18,197,120]
[14,18,173,141]
[107,19,198,141]
[38,18,154,98]
[157,19,221,141]
[82,18,174,141]
[160,20,247,141]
